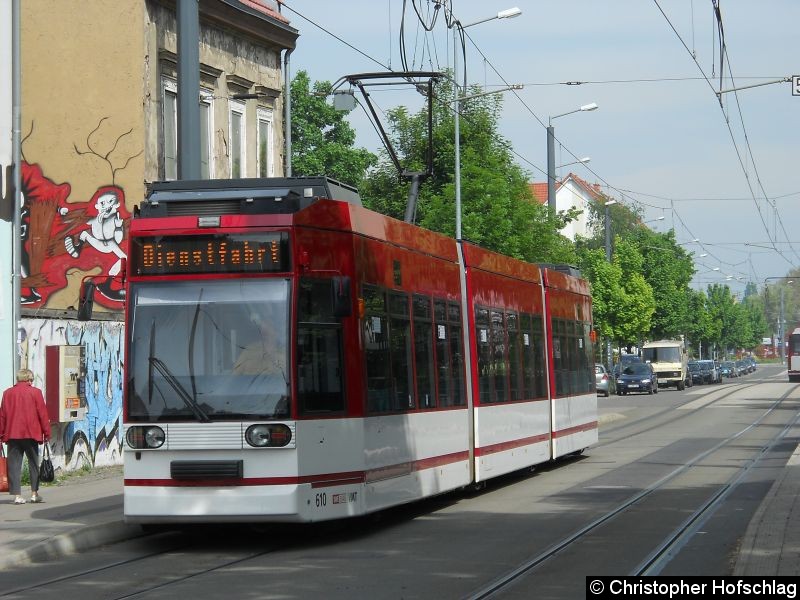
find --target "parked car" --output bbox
[698,359,721,383]
[613,354,642,378]
[616,362,659,395]
[735,359,747,376]
[688,361,705,385]
[595,363,611,397]
[720,361,738,378]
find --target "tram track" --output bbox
[465,380,800,599]
[597,381,761,445]
[0,529,287,599]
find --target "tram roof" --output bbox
[139,177,361,218]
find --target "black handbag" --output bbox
[39,443,55,483]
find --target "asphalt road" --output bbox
[3,364,795,600]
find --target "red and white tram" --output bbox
[90,177,596,523]
[787,327,800,382]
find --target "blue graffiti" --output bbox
[65,321,124,458]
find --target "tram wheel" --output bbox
[469,480,487,493]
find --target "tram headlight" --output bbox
[245,424,292,448]
[126,426,166,449]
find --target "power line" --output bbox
[651,0,795,268]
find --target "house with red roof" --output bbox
[529,173,604,240]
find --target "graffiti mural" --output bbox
[20,318,124,471]
[21,162,130,308]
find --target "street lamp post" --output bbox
[604,199,616,261]
[450,6,521,485]
[547,103,598,211]
[604,199,617,373]
[453,7,521,241]
[764,276,794,365]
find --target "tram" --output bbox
[787,327,800,382]
[82,177,597,523]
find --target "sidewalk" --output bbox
[734,449,800,576]
[1,449,798,574]
[0,466,141,571]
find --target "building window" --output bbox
[230,100,245,178]
[257,107,273,178]
[162,78,213,180]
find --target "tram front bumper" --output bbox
[124,483,304,523]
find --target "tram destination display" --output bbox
[132,233,289,274]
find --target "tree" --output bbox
[629,228,694,340]
[685,289,718,358]
[290,71,376,187]
[579,238,654,360]
[360,77,577,264]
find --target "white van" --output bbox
[642,340,688,390]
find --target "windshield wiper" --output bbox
[148,320,156,404]
[148,356,211,423]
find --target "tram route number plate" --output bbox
[794,76,800,96]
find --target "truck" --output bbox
[642,339,688,390]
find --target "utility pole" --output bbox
[177,0,201,180]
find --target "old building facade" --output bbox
[17,0,297,472]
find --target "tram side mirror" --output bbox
[77,280,97,321]
[332,276,352,318]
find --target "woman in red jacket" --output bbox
[0,368,51,504]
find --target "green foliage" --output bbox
[360,77,576,264]
[630,229,694,339]
[579,239,654,350]
[290,71,377,187]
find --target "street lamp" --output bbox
[453,7,522,241]
[604,199,617,261]
[765,276,795,365]
[556,156,591,170]
[604,199,617,372]
[547,102,598,210]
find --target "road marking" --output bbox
[787,445,800,467]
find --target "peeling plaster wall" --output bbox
[20,318,124,474]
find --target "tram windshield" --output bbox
[127,279,290,421]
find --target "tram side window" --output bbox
[553,317,593,396]
[521,313,535,399]
[297,278,345,414]
[475,307,493,404]
[389,292,413,411]
[434,301,451,405]
[507,312,523,401]
[363,285,391,412]
[581,321,594,393]
[434,300,466,407]
[531,315,547,398]
[565,320,577,395]
[491,311,508,403]
[413,295,435,409]
[553,319,569,396]
[446,302,466,407]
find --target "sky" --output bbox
[279,1,799,296]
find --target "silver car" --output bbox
[595,363,611,397]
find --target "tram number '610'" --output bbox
[316,491,358,508]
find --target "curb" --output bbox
[0,520,144,571]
